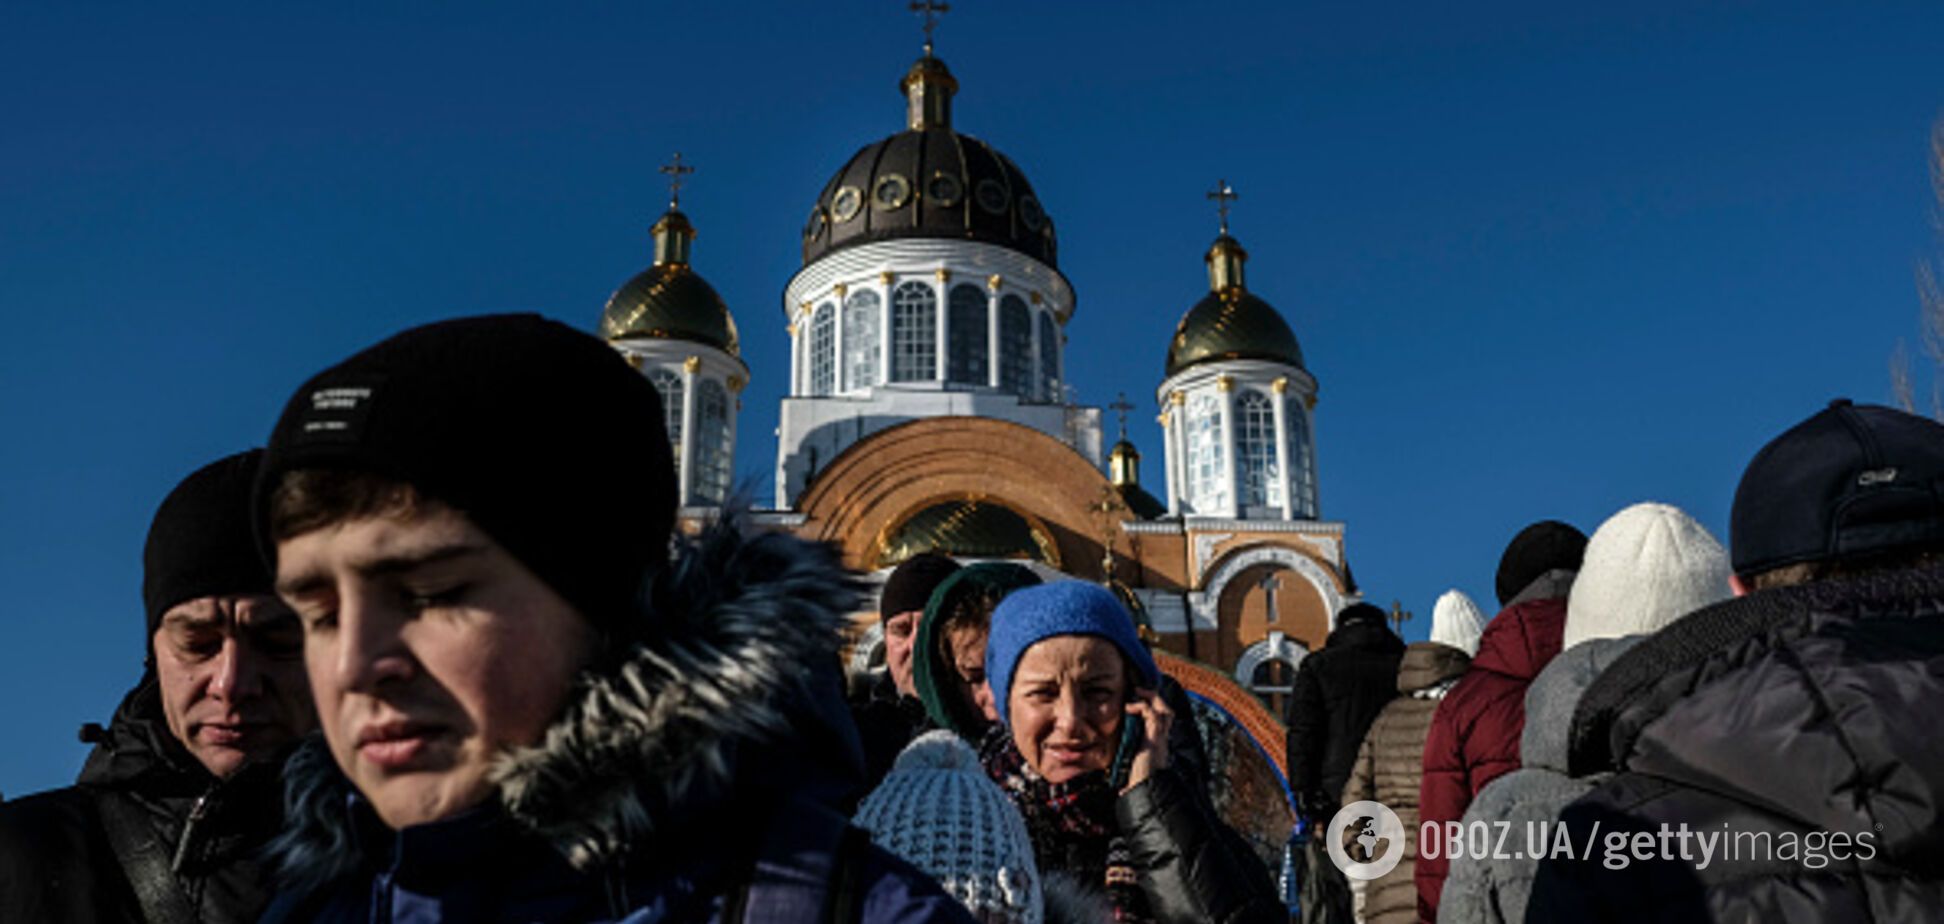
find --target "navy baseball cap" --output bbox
[1730,399,1944,576]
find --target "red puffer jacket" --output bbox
[1414,572,1569,922]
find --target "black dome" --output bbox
[1165,289,1305,377]
[802,127,1058,269]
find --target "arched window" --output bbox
[809,302,835,396]
[1188,392,1227,512]
[1036,312,1059,401]
[1287,400,1317,518]
[890,281,937,382]
[999,295,1032,397]
[843,290,881,390]
[1236,390,1280,511]
[946,284,988,385]
[648,369,684,447]
[692,379,732,505]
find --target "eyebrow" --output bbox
[160,611,223,631]
[276,542,488,599]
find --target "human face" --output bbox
[1006,636,1127,784]
[276,503,596,830]
[883,610,919,698]
[152,594,315,779]
[945,623,997,723]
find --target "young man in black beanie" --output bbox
[0,448,316,924]
[254,314,967,923]
[1530,400,1944,921]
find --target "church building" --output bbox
[596,21,1354,708]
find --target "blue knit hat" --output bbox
[985,581,1161,727]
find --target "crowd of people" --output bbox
[1289,400,1944,922]
[0,310,1937,923]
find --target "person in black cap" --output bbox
[851,553,960,787]
[1284,601,1405,924]
[1530,400,1944,921]
[253,314,967,923]
[0,449,315,924]
[1417,518,1582,921]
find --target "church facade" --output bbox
[597,36,1355,704]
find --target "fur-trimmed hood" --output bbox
[269,515,867,895]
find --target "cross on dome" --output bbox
[1207,179,1239,236]
[660,152,695,210]
[1110,392,1135,441]
[910,0,950,56]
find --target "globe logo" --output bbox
[1326,800,1406,880]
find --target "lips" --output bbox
[355,720,443,770]
[1042,742,1097,766]
[194,720,261,747]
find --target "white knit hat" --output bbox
[854,731,1044,924]
[1431,589,1486,656]
[1564,502,1731,650]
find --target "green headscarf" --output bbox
[910,562,1042,740]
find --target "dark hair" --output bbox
[934,584,1007,662]
[1744,544,1944,591]
[268,468,424,543]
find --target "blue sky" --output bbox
[2,2,1938,796]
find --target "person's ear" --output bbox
[1729,573,1750,598]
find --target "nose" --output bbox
[207,636,262,703]
[1052,685,1085,735]
[333,588,415,693]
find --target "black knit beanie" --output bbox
[257,314,675,636]
[144,449,274,645]
[878,553,961,620]
[1495,519,1587,606]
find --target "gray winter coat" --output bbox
[1436,636,1639,924]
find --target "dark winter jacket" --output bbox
[259,521,973,924]
[0,676,290,924]
[1526,566,1944,923]
[1341,641,1471,924]
[1119,765,1286,924]
[850,671,931,791]
[1438,635,1638,924]
[1285,612,1406,820]
[1415,569,1569,922]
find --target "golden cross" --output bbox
[910,0,950,55]
[1207,179,1239,236]
[660,152,695,209]
[1109,392,1135,441]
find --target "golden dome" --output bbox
[601,209,740,356]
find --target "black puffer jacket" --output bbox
[1284,612,1405,818]
[1527,565,1944,922]
[1118,765,1286,924]
[0,676,288,924]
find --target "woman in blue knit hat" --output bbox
[979,580,1283,924]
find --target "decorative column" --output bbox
[831,294,846,394]
[870,279,892,384]
[1029,310,1045,402]
[1217,376,1239,518]
[986,276,1002,389]
[1168,391,1187,514]
[680,355,700,506]
[1271,376,1292,521]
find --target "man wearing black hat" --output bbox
[1530,400,1944,920]
[851,553,960,786]
[1416,518,1583,921]
[1285,601,1405,924]
[0,449,316,924]
[253,314,967,922]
